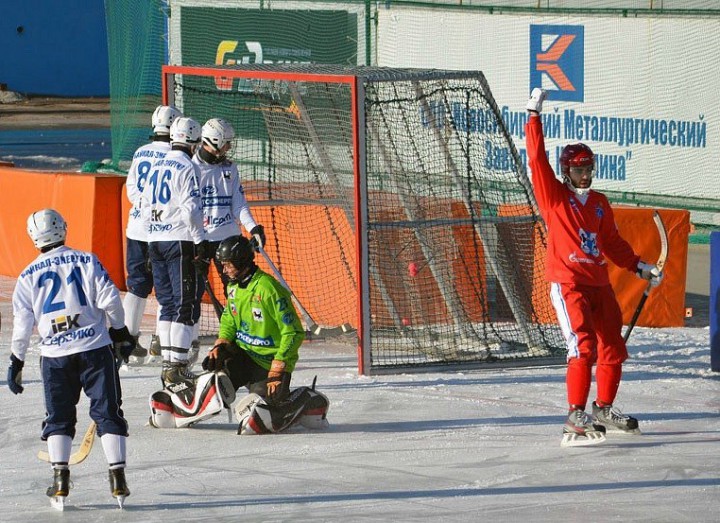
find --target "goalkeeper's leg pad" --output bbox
[298,388,330,429]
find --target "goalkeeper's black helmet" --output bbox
[216,235,254,271]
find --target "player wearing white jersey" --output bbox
[191,118,265,335]
[123,105,182,358]
[139,116,207,386]
[7,209,134,507]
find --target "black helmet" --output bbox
[216,235,254,271]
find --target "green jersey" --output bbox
[218,269,305,372]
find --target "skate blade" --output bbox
[115,495,127,509]
[561,431,607,447]
[144,354,163,365]
[604,427,642,435]
[50,496,66,511]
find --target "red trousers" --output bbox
[550,282,628,409]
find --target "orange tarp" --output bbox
[497,204,690,329]
[0,167,126,288]
[609,207,690,328]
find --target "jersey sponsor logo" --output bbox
[252,308,264,322]
[569,252,596,264]
[50,314,81,334]
[530,25,584,103]
[578,228,600,257]
[236,331,274,347]
[202,185,218,195]
[202,196,233,207]
[148,223,173,233]
[204,212,234,229]
[43,326,97,346]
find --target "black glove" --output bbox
[249,225,266,250]
[202,342,235,372]
[7,354,25,395]
[193,240,211,274]
[109,326,136,365]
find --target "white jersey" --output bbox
[139,149,204,243]
[125,140,171,241]
[192,154,258,241]
[11,245,125,360]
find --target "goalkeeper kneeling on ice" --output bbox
[150,235,328,433]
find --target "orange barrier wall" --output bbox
[609,207,690,328]
[0,167,126,289]
[0,166,689,330]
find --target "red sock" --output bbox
[595,363,622,406]
[566,358,592,410]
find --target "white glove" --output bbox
[527,88,546,114]
[636,261,663,288]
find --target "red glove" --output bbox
[266,359,286,399]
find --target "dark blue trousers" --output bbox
[41,346,128,439]
[149,240,198,325]
[125,237,153,298]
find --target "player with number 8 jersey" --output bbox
[123,105,183,359]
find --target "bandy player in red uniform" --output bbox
[525,88,663,446]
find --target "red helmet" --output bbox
[559,143,594,175]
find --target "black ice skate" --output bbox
[592,402,641,434]
[161,361,197,390]
[46,467,70,511]
[109,468,130,509]
[130,334,148,358]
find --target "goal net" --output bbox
[163,64,565,374]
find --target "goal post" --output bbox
[162,64,565,374]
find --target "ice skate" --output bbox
[161,361,197,389]
[130,334,148,358]
[109,468,130,509]
[46,467,70,511]
[187,339,200,367]
[143,334,162,364]
[592,402,641,435]
[561,409,606,447]
[127,334,148,364]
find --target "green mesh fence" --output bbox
[104,0,168,168]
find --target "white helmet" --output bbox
[202,118,235,151]
[27,209,67,250]
[152,105,182,135]
[170,117,201,147]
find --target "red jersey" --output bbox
[525,116,639,286]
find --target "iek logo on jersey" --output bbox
[50,314,81,334]
[151,209,164,221]
[530,25,584,103]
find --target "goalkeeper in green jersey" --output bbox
[201,235,305,404]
